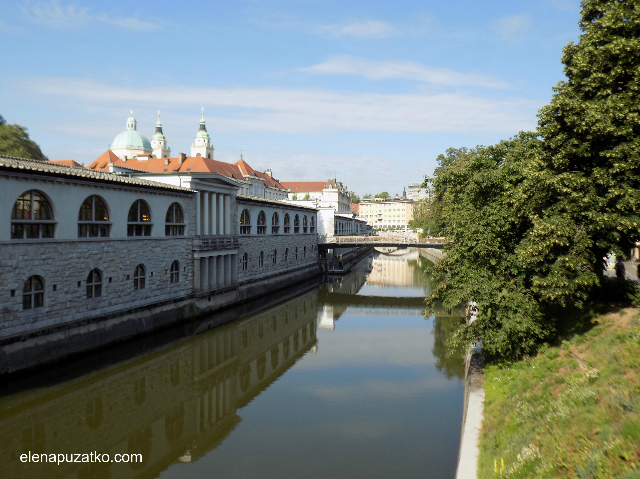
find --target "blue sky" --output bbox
[1,0,581,196]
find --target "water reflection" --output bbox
[0,292,318,479]
[0,248,465,479]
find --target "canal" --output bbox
[0,249,465,479]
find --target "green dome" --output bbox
[111,129,152,150]
[110,114,152,150]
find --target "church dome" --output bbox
[110,113,152,151]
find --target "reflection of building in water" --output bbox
[317,260,370,329]
[0,291,318,479]
[366,249,424,288]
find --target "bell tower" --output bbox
[190,107,214,159]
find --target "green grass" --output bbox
[478,308,640,478]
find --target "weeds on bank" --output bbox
[478,308,640,478]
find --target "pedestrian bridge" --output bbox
[319,235,447,249]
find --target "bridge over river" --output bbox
[319,235,447,249]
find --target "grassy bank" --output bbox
[479,307,640,478]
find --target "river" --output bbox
[0,248,465,479]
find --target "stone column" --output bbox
[231,254,237,284]
[216,255,224,289]
[211,193,219,235]
[208,256,216,290]
[203,192,209,236]
[195,192,201,235]
[217,194,224,236]
[224,194,231,235]
[200,257,208,292]
[224,254,231,285]
[194,256,201,291]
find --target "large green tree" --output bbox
[426,0,640,360]
[536,0,640,273]
[426,134,551,359]
[0,122,47,161]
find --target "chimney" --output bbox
[122,156,127,163]
[178,153,186,166]
[265,169,272,178]
[164,158,169,166]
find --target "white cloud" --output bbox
[21,77,537,135]
[321,20,397,39]
[298,55,510,89]
[22,0,157,31]
[491,14,532,43]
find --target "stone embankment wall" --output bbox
[419,247,445,264]
[0,238,193,339]
[237,234,319,283]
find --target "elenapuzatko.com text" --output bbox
[20,451,142,465]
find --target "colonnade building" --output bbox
[0,113,323,373]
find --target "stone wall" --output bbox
[0,238,193,340]
[237,234,319,283]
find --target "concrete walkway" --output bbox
[456,348,484,479]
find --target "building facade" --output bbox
[405,181,429,201]
[359,199,414,230]
[280,179,351,213]
[0,156,195,343]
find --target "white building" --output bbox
[405,182,429,201]
[280,179,351,213]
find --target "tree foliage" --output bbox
[426,0,640,360]
[349,191,360,204]
[374,191,390,199]
[408,198,438,236]
[0,123,46,161]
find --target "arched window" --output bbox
[295,247,298,260]
[294,214,300,233]
[240,209,251,234]
[304,246,306,258]
[11,190,54,239]
[127,200,151,236]
[303,215,308,233]
[273,249,277,265]
[165,203,185,236]
[271,212,280,234]
[259,251,264,267]
[133,264,146,290]
[170,260,180,283]
[284,213,290,233]
[86,269,102,298]
[78,195,109,237]
[257,211,266,234]
[23,275,44,310]
[241,253,248,270]
[310,216,315,233]
[285,248,289,263]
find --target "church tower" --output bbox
[151,111,171,158]
[190,107,214,159]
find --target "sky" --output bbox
[0,0,582,196]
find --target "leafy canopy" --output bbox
[426,0,640,360]
[0,122,47,161]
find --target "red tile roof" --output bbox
[280,181,328,193]
[46,159,84,168]
[350,203,360,214]
[234,159,286,189]
[85,151,287,189]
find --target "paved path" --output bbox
[456,348,484,479]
